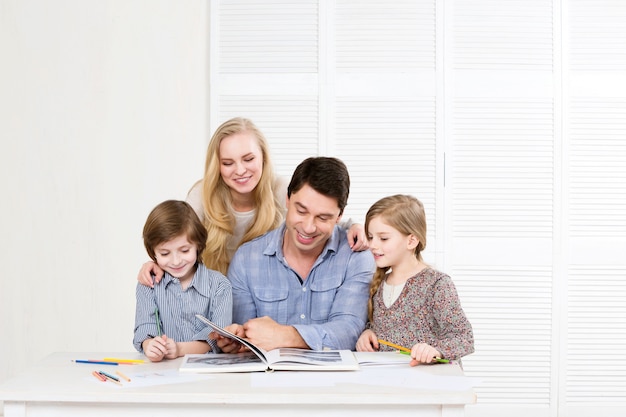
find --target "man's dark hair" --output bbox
[287,157,350,215]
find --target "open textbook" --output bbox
[179,314,360,373]
[353,351,413,366]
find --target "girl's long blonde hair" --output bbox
[365,194,427,321]
[200,117,284,274]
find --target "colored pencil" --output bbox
[103,358,145,364]
[73,360,119,366]
[98,371,122,385]
[116,370,131,382]
[377,339,411,352]
[92,370,107,381]
[155,307,162,336]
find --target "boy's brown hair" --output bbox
[142,200,207,262]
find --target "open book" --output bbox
[354,351,412,366]
[179,314,360,373]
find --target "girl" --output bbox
[133,200,232,362]
[138,117,368,283]
[355,194,474,365]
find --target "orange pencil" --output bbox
[92,370,107,382]
[378,339,411,352]
[116,371,131,382]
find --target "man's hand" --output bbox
[355,329,378,352]
[243,316,308,351]
[210,324,246,353]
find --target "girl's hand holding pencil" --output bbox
[378,339,449,365]
[356,331,449,365]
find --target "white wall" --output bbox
[0,0,208,383]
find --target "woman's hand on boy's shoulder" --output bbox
[138,261,164,288]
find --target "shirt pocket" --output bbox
[252,286,289,323]
[309,276,342,322]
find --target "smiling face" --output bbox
[367,215,416,270]
[154,234,198,283]
[283,184,342,258]
[218,131,264,200]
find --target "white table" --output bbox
[0,352,476,417]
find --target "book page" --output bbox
[265,348,345,366]
[180,352,268,373]
[195,314,269,364]
[354,351,412,366]
[266,349,359,371]
[191,314,359,372]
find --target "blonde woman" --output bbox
[138,117,367,285]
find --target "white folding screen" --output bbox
[446,0,557,413]
[209,0,440,257]
[211,0,321,176]
[208,1,626,416]
[563,0,626,415]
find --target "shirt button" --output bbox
[302,287,307,292]
[300,314,305,319]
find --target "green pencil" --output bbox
[398,351,450,363]
[155,307,162,336]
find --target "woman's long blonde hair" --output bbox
[200,117,284,274]
[365,194,427,321]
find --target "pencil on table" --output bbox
[116,370,131,382]
[92,370,107,381]
[103,358,145,364]
[98,371,122,385]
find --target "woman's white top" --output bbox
[185,176,289,259]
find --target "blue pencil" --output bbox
[72,360,119,366]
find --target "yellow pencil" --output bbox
[103,358,145,364]
[378,339,411,352]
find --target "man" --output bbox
[215,157,375,352]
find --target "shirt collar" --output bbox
[162,273,177,288]
[161,266,203,294]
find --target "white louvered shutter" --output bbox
[209,1,626,416]
[210,0,440,251]
[333,0,439,252]
[448,0,556,411]
[563,0,626,413]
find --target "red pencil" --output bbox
[92,370,106,382]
